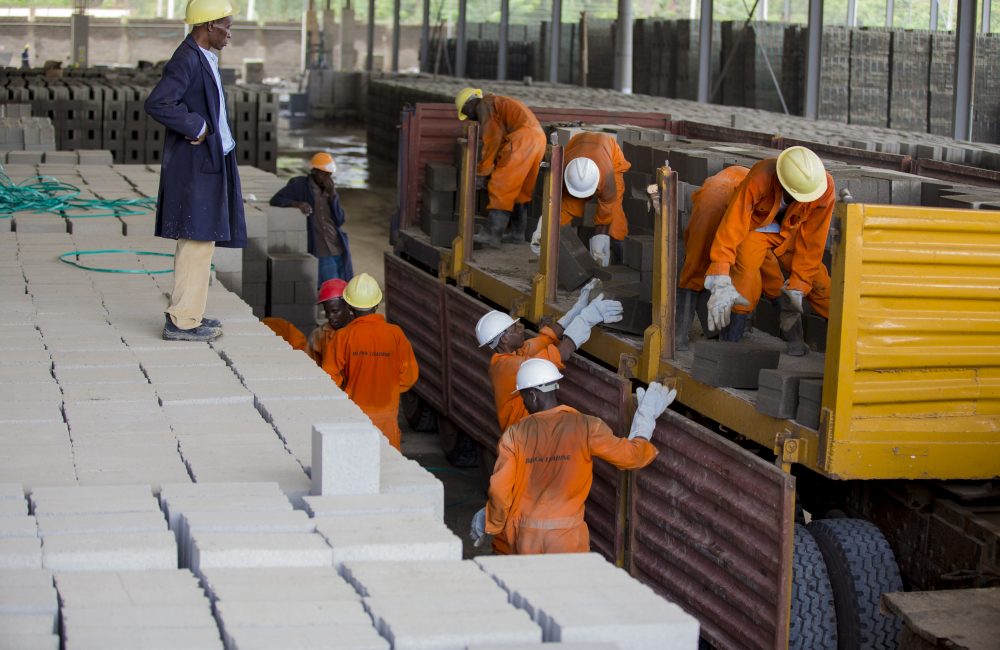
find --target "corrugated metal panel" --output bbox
[629,410,795,650]
[823,204,1000,480]
[384,253,449,414]
[557,355,631,565]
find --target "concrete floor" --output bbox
[277,116,491,559]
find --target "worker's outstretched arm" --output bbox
[588,418,658,470]
[269,179,300,207]
[144,55,205,140]
[787,177,835,294]
[594,170,628,241]
[485,433,518,535]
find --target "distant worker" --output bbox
[326,273,418,450]
[470,359,675,554]
[262,317,309,354]
[530,132,631,267]
[270,152,353,285]
[145,0,245,342]
[21,44,29,69]
[311,278,352,367]
[455,87,546,249]
[702,147,835,351]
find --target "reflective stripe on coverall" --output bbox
[262,317,309,354]
[477,95,547,212]
[485,405,657,555]
[326,314,419,450]
[705,159,835,315]
[559,132,632,241]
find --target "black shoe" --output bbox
[201,316,221,328]
[503,204,528,243]
[162,315,222,342]
[720,312,749,342]
[474,209,511,249]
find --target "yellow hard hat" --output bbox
[310,152,336,174]
[455,87,483,120]
[776,146,828,203]
[343,272,383,310]
[185,0,235,25]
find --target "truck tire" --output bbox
[437,418,478,468]
[808,518,903,650]
[790,524,837,650]
[401,393,437,432]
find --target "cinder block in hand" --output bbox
[558,226,597,291]
[602,293,652,336]
[756,369,824,419]
[692,341,780,389]
[311,422,381,496]
[424,163,457,192]
[624,235,654,271]
[795,379,823,429]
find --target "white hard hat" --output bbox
[475,310,517,348]
[564,157,600,198]
[514,358,563,393]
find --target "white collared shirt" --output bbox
[196,46,235,155]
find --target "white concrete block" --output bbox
[342,560,500,598]
[0,582,57,617]
[161,494,293,533]
[134,347,227,368]
[0,516,37,538]
[60,603,216,629]
[34,512,167,536]
[364,593,515,632]
[54,365,148,385]
[30,493,160,516]
[155,380,253,405]
[60,381,159,403]
[0,499,27,517]
[200,566,360,603]
[247,379,348,401]
[0,401,63,424]
[0,537,42,568]
[311,422,380,496]
[380,608,542,650]
[0,612,56,636]
[303,494,435,519]
[189,532,333,574]
[54,569,205,608]
[62,627,223,650]
[0,634,59,650]
[314,515,461,567]
[378,463,445,521]
[41,531,177,571]
[214,599,371,629]
[179,510,314,567]
[224,625,388,650]
[50,349,137,368]
[143,364,241,386]
[159,482,285,501]
[469,645,621,650]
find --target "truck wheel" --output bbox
[437,418,478,468]
[808,518,903,650]
[790,524,837,650]
[401,393,437,432]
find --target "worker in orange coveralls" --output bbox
[325,273,418,450]
[309,278,352,366]
[261,317,309,354]
[528,132,631,267]
[696,147,834,355]
[470,359,675,555]
[455,87,546,249]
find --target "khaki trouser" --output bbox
[166,239,215,330]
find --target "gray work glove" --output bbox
[589,234,611,267]
[558,278,600,329]
[704,274,750,332]
[628,382,678,440]
[578,293,624,328]
[470,507,486,541]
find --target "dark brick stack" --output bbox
[973,34,1000,143]
[673,20,722,101]
[719,22,786,113]
[849,28,892,127]
[420,162,459,248]
[819,26,851,123]
[584,20,615,89]
[928,31,955,136]
[889,30,931,132]
[781,25,805,116]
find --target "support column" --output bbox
[886,0,894,26]
[365,0,375,71]
[847,0,857,26]
[419,0,430,72]
[549,0,562,83]
[70,13,89,68]
[952,0,977,140]
[783,0,791,21]
[456,0,467,77]
[804,0,823,119]
[696,0,712,103]
[391,0,401,71]
[498,0,509,80]
[614,0,633,93]
[982,0,991,31]
[931,0,939,29]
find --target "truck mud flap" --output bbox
[384,254,449,414]
[629,410,795,650]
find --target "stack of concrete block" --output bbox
[264,206,309,256]
[476,553,700,648]
[0,116,56,151]
[266,252,318,334]
[379,442,446,521]
[202,566,387,650]
[344,560,543,648]
[420,162,459,247]
[0,486,43,570]
[29,486,176,571]
[212,246,243,297]
[0,568,59,650]
[755,369,824,420]
[54,570,223,650]
[240,204,270,317]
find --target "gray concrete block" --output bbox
[0,537,43,568]
[378,606,542,649]
[0,516,37,539]
[61,627,222,650]
[756,369,824,419]
[303,494,436,519]
[691,341,780,389]
[0,633,59,650]
[224,625,388,650]
[425,162,458,192]
[41,532,177,571]
[623,236,653,272]
[60,603,217,630]
[558,226,597,291]
[311,422,381,497]
[343,559,500,598]
[189,532,333,574]
[54,569,205,608]
[0,499,27,517]
[314,514,461,567]
[0,613,55,637]
[214,599,371,629]
[795,378,823,430]
[161,494,293,533]
[265,206,306,232]
[34,512,168,537]
[378,461,445,521]
[0,579,57,618]
[200,566,359,603]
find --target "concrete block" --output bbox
[60,603,217,630]
[223,625,388,650]
[61,627,222,650]
[155,380,252,406]
[161,494,293,533]
[691,341,780,389]
[213,599,371,629]
[34,512,168,537]
[0,633,58,650]
[558,226,597,291]
[311,422,381,496]
[179,510,314,566]
[379,462,445,521]
[200,566,359,603]
[343,559,501,598]
[623,236,653,272]
[0,499,27,517]
[0,537,43,568]
[265,206,306,232]
[421,187,455,217]
[54,569,205,608]
[795,378,823,429]
[378,607,541,649]
[756,369,824,419]
[602,293,652,337]
[470,645,620,650]
[0,516,37,538]
[429,218,458,248]
[425,162,458,192]
[41,532,177,572]
[189,532,333,574]
[314,514,461,567]
[0,613,55,636]
[303,494,435,519]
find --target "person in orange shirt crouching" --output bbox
[325,273,418,450]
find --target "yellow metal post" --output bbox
[639,164,678,382]
[530,137,562,322]
[451,124,479,280]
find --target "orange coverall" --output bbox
[560,132,632,241]
[705,159,835,315]
[326,314,419,450]
[489,326,565,432]
[477,95,547,212]
[308,323,339,365]
[262,317,310,354]
[486,404,657,555]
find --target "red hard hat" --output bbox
[317,278,348,304]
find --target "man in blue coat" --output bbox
[145,0,246,342]
[269,152,354,284]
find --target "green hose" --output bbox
[58,249,175,275]
[0,169,156,219]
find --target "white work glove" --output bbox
[563,316,593,348]
[589,234,611,267]
[704,274,750,332]
[578,293,624,327]
[530,219,543,255]
[779,284,804,331]
[470,507,486,542]
[628,382,677,440]
[558,278,599,329]
[781,284,804,314]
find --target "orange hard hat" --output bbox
[317,278,348,304]
[310,152,336,174]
